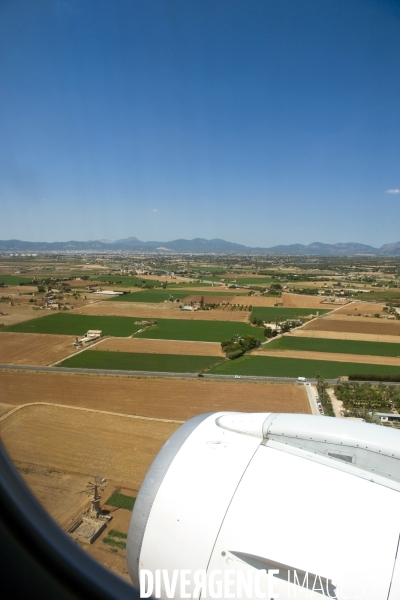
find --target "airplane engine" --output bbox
[127,412,400,599]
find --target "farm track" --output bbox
[92,337,225,356]
[0,332,77,365]
[251,349,400,365]
[0,370,310,420]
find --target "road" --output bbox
[0,364,398,388]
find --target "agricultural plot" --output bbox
[332,302,386,315]
[93,338,225,356]
[251,307,330,321]
[59,350,224,373]
[303,318,400,336]
[0,275,33,285]
[261,336,400,357]
[183,294,236,304]
[280,293,338,308]
[0,404,179,528]
[209,355,400,379]
[111,290,191,303]
[3,313,143,337]
[69,302,251,321]
[289,329,400,344]
[136,318,265,342]
[0,332,77,365]
[0,371,310,420]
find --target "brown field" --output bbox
[184,294,234,304]
[2,285,38,295]
[0,403,180,528]
[93,337,225,356]
[0,370,310,420]
[330,302,386,315]
[281,293,340,308]
[0,332,77,365]
[252,348,400,366]
[71,302,251,321]
[288,329,400,343]
[323,314,387,323]
[0,304,59,326]
[303,318,400,336]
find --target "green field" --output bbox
[0,275,34,285]
[59,351,224,372]
[355,290,400,301]
[251,307,331,321]
[4,313,143,337]
[136,319,265,342]
[263,336,400,357]
[209,355,400,379]
[105,491,136,511]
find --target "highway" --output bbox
[0,364,398,388]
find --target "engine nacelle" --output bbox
[127,413,400,599]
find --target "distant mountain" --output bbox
[1,237,400,256]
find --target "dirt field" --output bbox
[329,302,386,315]
[288,329,400,343]
[0,332,78,365]
[252,348,400,366]
[0,403,179,528]
[70,302,251,321]
[303,318,400,336]
[281,293,343,308]
[232,293,339,308]
[0,304,61,326]
[0,370,310,420]
[93,337,225,356]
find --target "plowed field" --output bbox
[0,403,179,528]
[252,349,400,366]
[303,319,400,336]
[0,370,309,420]
[332,302,385,315]
[0,332,77,365]
[70,302,251,321]
[93,338,225,356]
[289,329,400,343]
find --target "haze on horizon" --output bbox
[1,0,400,247]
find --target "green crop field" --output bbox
[355,290,400,301]
[209,355,400,379]
[111,290,191,303]
[0,275,34,285]
[59,350,224,372]
[4,313,143,337]
[263,336,400,357]
[136,319,265,342]
[251,307,331,321]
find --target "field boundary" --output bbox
[0,401,185,424]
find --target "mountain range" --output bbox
[1,237,400,256]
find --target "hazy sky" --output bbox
[1,0,400,246]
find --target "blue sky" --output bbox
[1,0,400,247]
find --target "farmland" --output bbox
[111,290,191,303]
[70,302,252,321]
[135,318,265,342]
[3,313,144,337]
[261,336,400,357]
[59,350,224,373]
[0,332,77,365]
[251,306,331,321]
[0,403,179,527]
[0,370,310,420]
[209,354,400,379]
[303,318,400,336]
[93,337,225,356]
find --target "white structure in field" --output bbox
[127,412,400,599]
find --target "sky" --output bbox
[1,0,400,247]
